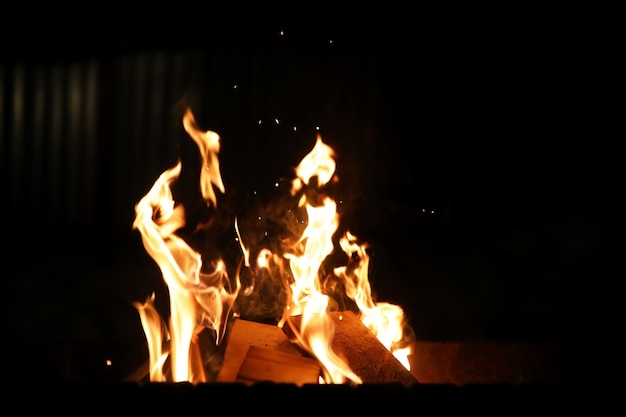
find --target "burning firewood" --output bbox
[215,318,321,385]
[131,108,419,387]
[283,311,419,387]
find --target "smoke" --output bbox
[227,179,302,324]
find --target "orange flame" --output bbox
[278,135,362,384]
[277,134,413,383]
[335,232,413,370]
[133,108,413,384]
[132,107,241,383]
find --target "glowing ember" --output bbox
[133,106,414,384]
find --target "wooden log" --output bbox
[236,345,321,385]
[283,311,419,387]
[216,318,321,385]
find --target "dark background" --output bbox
[1,15,617,382]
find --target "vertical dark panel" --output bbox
[161,51,189,166]
[109,55,133,228]
[166,52,187,133]
[66,63,83,224]
[83,61,99,226]
[30,65,46,223]
[0,63,6,225]
[439,70,456,229]
[48,64,64,224]
[109,53,153,229]
[144,53,167,182]
[422,66,438,202]
[128,53,149,210]
[0,65,4,171]
[9,64,25,220]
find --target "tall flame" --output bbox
[277,134,413,383]
[278,135,362,384]
[132,107,241,383]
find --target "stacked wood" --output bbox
[130,311,421,386]
[215,318,321,385]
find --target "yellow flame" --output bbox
[279,134,362,384]
[182,107,225,205]
[291,135,336,193]
[335,231,413,370]
[133,293,168,381]
[282,134,413,380]
[134,111,413,385]
[132,107,241,383]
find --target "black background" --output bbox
[2,12,617,382]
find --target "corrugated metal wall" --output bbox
[0,43,444,242]
[2,60,99,226]
[1,51,211,232]
[2,46,429,240]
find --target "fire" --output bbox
[132,108,242,383]
[277,135,362,384]
[133,106,413,384]
[335,232,413,370]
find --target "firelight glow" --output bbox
[133,106,414,384]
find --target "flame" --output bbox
[133,109,413,385]
[277,135,361,384]
[335,232,412,369]
[278,135,413,383]
[132,107,241,383]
